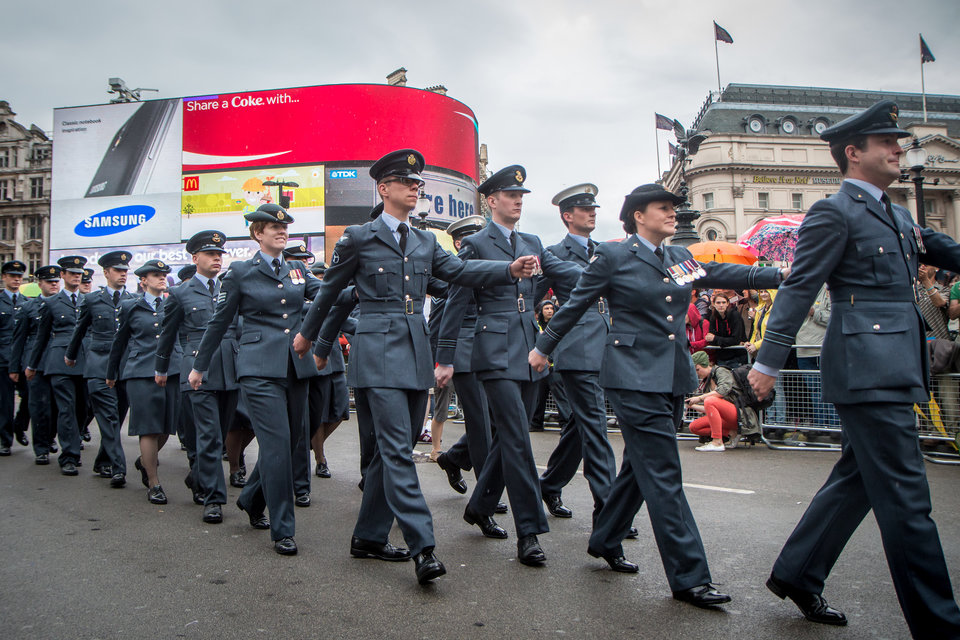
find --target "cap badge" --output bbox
[122,254,128,261]
[407,154,416,165]
[890,110,898,122]
[157,261,165,268]
[515,171,524,183]
[74,258,80,264]
[212,233,221,243]
[299,243,306,251]
[277,211,285,220]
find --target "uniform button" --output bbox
[666,315,673,322]
[283,328,290,334]
[873,324,880,331]
[878,247,884,254]
[152,312,157,317]
[153,323,158,327]
[378,267,384,272]
[900,232,905,238]
[614,339,620,345]
[907,253,911,259]
[282,313,288,319]
[404,275,410,281]
[665,295,672,302]
[155,334,160,339]
[668,334,675,340]
[280,299,286,304]
[663,277,669,283]
[404,257,409,262]
[405,294,411,300]
[278,283,283,288]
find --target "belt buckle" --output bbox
[404,299,414,315]
[597,298,606,314]
[517,297,526,313]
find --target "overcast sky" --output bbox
[6,0,959,244]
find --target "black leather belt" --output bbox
[360,299,424,315]
[477,298,529,313]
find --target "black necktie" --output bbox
[510,231,518,254]
[154,297,160,311]
[880,194,898,228]
[71,293,77,306]
[398,223,409,253]
[208,279,216,297]
[587,240,595,258]
[112,290,120,307]
[272,258,281,276]
[654,246,664,263]
[11,293,16,306]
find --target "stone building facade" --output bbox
[663,84,960,243]
[0,101,50,274]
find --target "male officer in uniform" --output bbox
[11,265,61,464]
[749,101,960,637]
[156,231,237,524]
[433,215,498,501]
[66,250,134,487]
[535,184,620,526]
[76,267,96,441]
[26,255,88,475]
[293,149,536,584]
[435,165,581,566]
[0,260,27,455]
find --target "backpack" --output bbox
[726,364,775,412]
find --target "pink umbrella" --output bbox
[738,214,804,262]
[738,214,804,244]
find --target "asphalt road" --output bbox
[1,417,958,640]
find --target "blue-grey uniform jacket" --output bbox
[27,290,86,376]
[0,291,25,370]
[108,296,183,381]
[10,296,42,373]
[536,235,782,394]
[311,286,359,376]
[755,180,960,405]
[193,256,321,379]
[156,275,238,392]
[437,223,581,382]
[299,215,517,390]
[535,234,611,372]
[66,288,134,379]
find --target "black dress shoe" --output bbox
[350,536,411,562]
[237,499,270,529]
[134,457,149,488]
[295,494,311,507]
[543,494,572,518]
[413,548,446,584]
[766,574,847,625]
[98,466,113,479]
[494,502,508,514]
[357,477,365,491]
[202,503,223,523]
[229,471,246,488]
[673,584,732,608]
[517,534,546,566]
[35,454,50,465]
[463,506,508,539]
[315,461,331,478]
[109,473,126,488]
[0,446,11,456]
[61,462,79,476]
[15,432,28,446]
[148,485,168,504]
[48,442,58,453]
[80,429,91,442]
[274,537,298,555]
[587,547,639,573]
[625,526,639,539]
[436,453,467,494]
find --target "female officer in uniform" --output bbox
[190,203,321,556]
[529,183,785,608]
[107,259,181,504]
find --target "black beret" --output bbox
[134,259,172,277]
[177,264,197,281]
[1,260,26,275]
[820,100,911,144]
[186,230,227,254]
[33,265,61,281]
[98,250,131,270]
[369,149,425,183]
[244,203,295,224]
[57,255,88,274]
[552,183,599,212]
[619,184,685,225]
[478,165,530,196]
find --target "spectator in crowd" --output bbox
[918,264,950,340]
[737,289,759,338]
[794,284,834,427]
[530,300,573,433]
[744,289,777,358]
[704,292,747,367]
[692,289,711,318]
[686,303,709,354]
[686,351,746,452]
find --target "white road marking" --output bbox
[534,465,754,494]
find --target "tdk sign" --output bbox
[75,204,156,237]
[329,170,358,179]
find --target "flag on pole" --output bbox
[714,21,733,44]
[668,142,679,156]
[920,34,935,63]
[655,113,674,130]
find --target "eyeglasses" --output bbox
[384,177,425,188]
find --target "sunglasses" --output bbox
[384,177,425,188]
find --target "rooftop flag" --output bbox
[714,21,733,44]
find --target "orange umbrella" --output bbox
[686,241,757,265]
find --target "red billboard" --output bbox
[181,84,480,180]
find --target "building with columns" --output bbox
[663,84,960,244]
[0,101,50,274]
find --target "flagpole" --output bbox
[656,128,662,178]
[921,55,928,122]
[715,32,722,95]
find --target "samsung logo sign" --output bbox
[74,204,156,237]
[329,170,358,179]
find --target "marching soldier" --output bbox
[434,165,580,566]
[65,250,134,488]
[0,260,27,455]
[26,255,88,475]
[10,265,61,464]
[293,149,536,584]
[108,260,182,504]
[156,231,238,521]
[748,101,960,636]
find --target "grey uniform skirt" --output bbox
[126,376,180,436]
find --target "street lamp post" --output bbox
[672,180,701,247]
[905,138,928,227]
